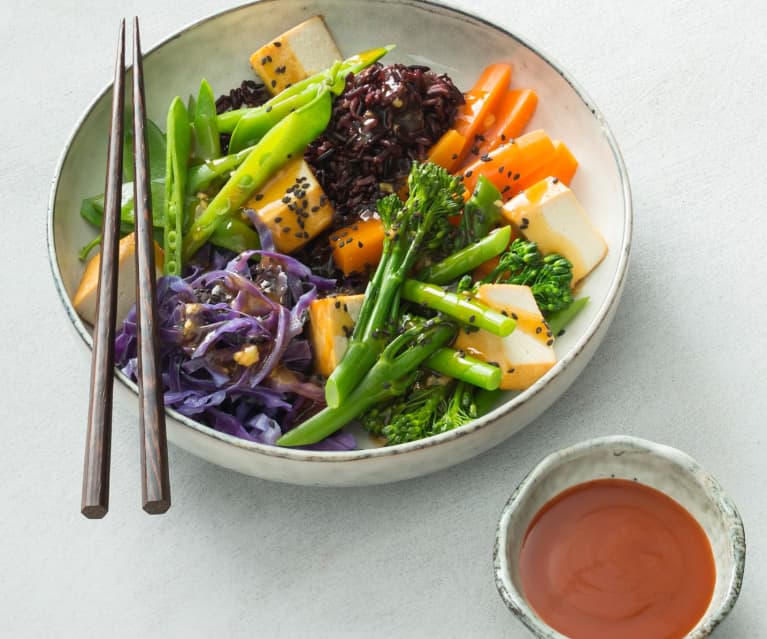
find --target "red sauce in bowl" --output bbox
[518,478,716,639]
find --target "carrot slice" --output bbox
[427,129,467,172]
[468,89,538,162]
[513,139,579,192]
[427,63,512,172]
[459,129,556,198]
[330,217,385,275]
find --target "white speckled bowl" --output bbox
[494,436,746,638]
[47,0,632,485]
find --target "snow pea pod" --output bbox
[186,144,256,194]
[163,96,191,276]
[182,88,332,261]
[192,79,221,161]
[216,45,394,134]
[209,217,261,254]
[454,175,503,249]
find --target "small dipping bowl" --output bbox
[494,435,746,638]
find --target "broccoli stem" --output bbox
[426,347,501,390]
[546,296,589,336]
[401,279,515,337]
[277,321,456,447]
[418,225,511,285]
[325,162,465,408]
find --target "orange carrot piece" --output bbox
[459,129,556,198]
[427,129,467,172]
[468,89,538,162]
[513,139,579,192]
[330,217,385,275]
[427,63,512,172]
[453,63,512,138]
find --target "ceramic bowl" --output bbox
[494,435,746,638]
[47,0,632,486]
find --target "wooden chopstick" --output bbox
[81,19,171,517]
[81,19,126,519]
[132,17,171,514]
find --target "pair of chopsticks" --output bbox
[81,18,171,518]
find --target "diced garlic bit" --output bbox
[454,284,556,390]
[501,177,607,283]
[307,294,365,378]
[245,157,334,254]
[233,344,260,367]
[72,232,164,326]
[249,16,342,95]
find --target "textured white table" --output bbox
[1,1,765,636]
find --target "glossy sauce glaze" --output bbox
[519,478,715,639]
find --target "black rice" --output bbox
[304,63,464,226]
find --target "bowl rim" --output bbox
[493,435,747,639]
[46,0,633,464]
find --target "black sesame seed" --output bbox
[513,173,520,180]
[465,170,473,178]
[546,339,554,346]
[480,154,491,162]
[255,193,264,201]
[334,300,341,308]
[270,80,277,88]
[273,41,282,47]
[536,326,542,334]
[274,216,282,223]
[468,315,476,323]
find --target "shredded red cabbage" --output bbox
[115,249,356,450]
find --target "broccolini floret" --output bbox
[481,238,574,314]
[362,379,478,446]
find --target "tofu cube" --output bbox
[307,294,365,378]
[250,16,342,95]
[501,177,607,283]
[72,232,164,326]
[453,284,556,390]
[245,156,334,254]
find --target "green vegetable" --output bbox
[324,161,465,408]
[216,45,394,134]
[401,279,515,336]
[182,88,332,261]
[228,90,314,154]
[186,144,256,194]
[276,319,456,447]
[482,238,574,314]
[453,175,503,250]
[361,379,478,446]
[209,217,261,254]
[163,96,191,276]
[418,225,511,285]
[546,296,589,336]
[192,79,221,161]
[122,116,166,184]
[425,347,501,390]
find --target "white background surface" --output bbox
[1,0,765,637]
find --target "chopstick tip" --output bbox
[81,504,108,519]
